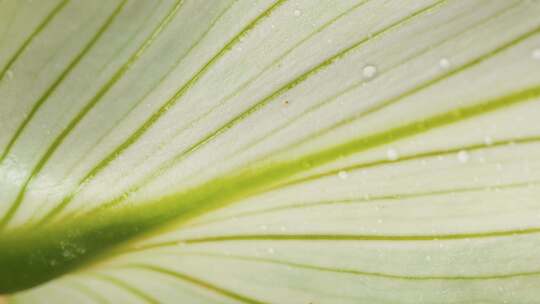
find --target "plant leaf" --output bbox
[1,0,540,303]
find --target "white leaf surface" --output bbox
[1,0,540,303]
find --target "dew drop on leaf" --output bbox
[362,65,377,79]
[532,48,540,60]
[438,58,451,69]
[338,170,348,180]
[293,9,301,17]
[457,150,469,163]
[483,136,493,145]
[386,148,399,161]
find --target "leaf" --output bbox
[1,0,540,303]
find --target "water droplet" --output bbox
[532,48,540,60]
[438,58,450,69]
[483,136,493,146]
[386,148,399,161]
[376,219,383,224]
[5,69,14,79]
[362,65,377,79]
[267,247,275,254]
[425,255,432,261]
[293,9,301,16]
[338,170,348,180]
[62,250,75,259]
[457,150,469,163]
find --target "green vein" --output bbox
[75,0,285,183]
[3,3,540,292]
[32,0,164,182]
[66,281,109,304]
[122,263,267,304]
[0,0,69,81]
[58,0,236,180]
[86,83,540,261]
[0,0,186,229]
[267,84,540,203]
[91,1,165,78]
[104,84,540,257]
[90,0,449,212]
[182,226,540,244]
[37,0,239,225]
[97,0,371,204]
[185,179,540,230]
[126,83,540,246]
[272,135,540,191]
[168,252,540,282]
[28,4,169,217]
[75,0,287,188]
[0,0,129,163]
[213,1,522,170]
[259,17,540,167]
[89,273,159,304]
[109,79,540,256]
[39,0,288,225]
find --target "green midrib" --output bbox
[0,83,539,294]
